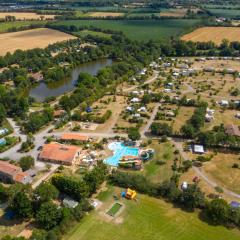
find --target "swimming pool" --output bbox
[104,142,139,167]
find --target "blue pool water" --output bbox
[104,142,139,167]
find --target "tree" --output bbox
[19,156,34,171]
[180,184,205,210]
[11,192,33,219]
[206,199,230,225]
[0,103,6,124]
[34,182,59,202]
[30,229,47,240]
[128,127,141,141]
[36,202,62,230]
[150,122,172,136]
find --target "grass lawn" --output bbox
[203,152,240,194]
[207,8,240,18]
[52,19,201,41]
[143,141,175,183]
[0,21,46,33]
[64,186,240,240]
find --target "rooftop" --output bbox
[225,124,240,137]
[39,142,81,164]
[61,133,89,142]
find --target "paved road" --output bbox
[141,103,160,138]
[122,70,159,93]
[171,138,240,200]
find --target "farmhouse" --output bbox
[0,161,32,184]
[225,124,240,137]
[29,72,43,82]
[38,142,81,165]
[61,133,89,142]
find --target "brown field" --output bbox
[88,12,124,17]
[0,28,77,56]
[160,9,188,17]
[181,27,240,45]
[203,152,240,194]
[0,12,56,20]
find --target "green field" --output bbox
[52,19,201,41]
[74,29,111,38]
[0,21,46,33]
[64,187,240,240]
[143,141,174,183]
[207,8,240,18]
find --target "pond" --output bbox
[29,58,112,102]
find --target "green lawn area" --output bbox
[74,29,111,38]
[52,19,201,41]
[0,21,46,33]
[143,141,174,183]
[64,187,240,240]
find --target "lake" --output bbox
[29,59,112,102]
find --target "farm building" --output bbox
[0,161,32,184]
[38,142,82,165]
[219,100,229,106]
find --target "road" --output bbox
[122,70,159,93]
[141,103,160,138]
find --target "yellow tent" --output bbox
[126,188,136,199]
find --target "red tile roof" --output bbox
[39,142,81,164]
[0,161,21,176]
[61,133,88,142]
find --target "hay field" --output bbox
[0,12,55,20]
[88,12,124,17]
[181,27,240,45]
[0,28,76,56]
[160,8,188,17]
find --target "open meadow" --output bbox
[0,12,56,20]
[52,19,201,41]
[64,186,240,240]
[0,28,76,55]
[181,27,240,45]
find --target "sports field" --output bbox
[0,28,76,56]
[53,19,201,41]
[64,187,240,240]
[0,12,55,20]
[181,27,240,45]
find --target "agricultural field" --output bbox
[206,8,240,18]
[0,20,45,33]
[74,29,111,38]
[64,186,240,240]
[181,27,240,45]
[89,12,124,17]
[0,28,76,56]
[160,8,188,17]
[52,19,201,41]
[0,12,56,20]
